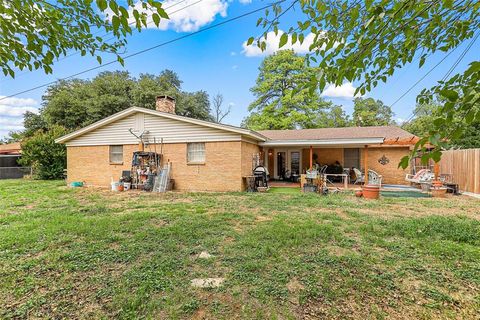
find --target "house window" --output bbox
[344,148,360,169]
[187,143,205,163]
[109,145,123,164]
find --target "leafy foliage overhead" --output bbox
[252,0,480,166]
[0,0,168,77]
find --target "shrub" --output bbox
[19,125,68,180]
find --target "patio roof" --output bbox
[258,126,416,142]
[259,137,385,147]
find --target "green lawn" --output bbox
[1,180,479,319]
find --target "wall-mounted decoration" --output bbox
[378,154,390,165]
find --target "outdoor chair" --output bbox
[353,168,382,185]
[368,170,383,185]
[405,169,434,184]
[353,168,364,184]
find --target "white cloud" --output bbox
[230,51,236,56]
[239,0,252,3]
[232,65,238,70]
[0,96,39,117]
[117,0,228,32]
[242,30,316,57]
[321,82,358,99]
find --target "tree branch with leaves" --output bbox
[0,0,169,77]
[249,0,480,167]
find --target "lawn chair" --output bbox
[368,170,382,185]
[353,168,382,185]
[405,169,434,184]
[353,168,364,184]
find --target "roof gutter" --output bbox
[258,137,385,147]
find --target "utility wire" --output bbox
[0,0,201,83]
[400,32,479,127]
[0,1,285,101]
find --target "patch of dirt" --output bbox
[287,277,305,294]
[222,236,235,244]
[255,215,272,222]
[150,218,168,228]
[192,307,207,319]
[297,295,425,320]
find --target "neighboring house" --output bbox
[0,142,25,179]
[56,96,418,191]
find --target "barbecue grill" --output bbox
[253,165,268,189]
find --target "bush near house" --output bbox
[0,180,479,319]
[19,125,67,180]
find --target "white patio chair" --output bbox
[368,169,383,185]
[405,169,434,184]
[353,168,364,184]
[353,168,382,185]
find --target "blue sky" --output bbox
[0,0,478,139]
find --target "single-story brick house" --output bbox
[56,96,418,191]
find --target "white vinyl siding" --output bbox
[109,145,123,163]
[187,143,205,163]
[143,114,239,143]
[66,112,241,146]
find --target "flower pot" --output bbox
[431,187,447,198]
[123,182,131,190]
[117,184,124,192]
[362,184,380,199]
[355,190,363,197]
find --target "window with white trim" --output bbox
[187,143,205,163]
[109,145,123,163]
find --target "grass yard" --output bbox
[1,180,480,319]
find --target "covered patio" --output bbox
[259,137,385,190]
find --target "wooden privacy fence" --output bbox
[440,148,480,194]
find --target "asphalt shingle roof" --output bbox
[257,126,416,141]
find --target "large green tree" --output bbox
[316,105,350,128]
[352,97,394,126]
[405,102,480,148]
[37,70,212,133]
[0,0,168,77]
[403,103,440,137]
[250,0,480,166]
[242,50,333,130]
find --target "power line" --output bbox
[400,32,479,127]
[0,0,200,83]
[0,1,285,101]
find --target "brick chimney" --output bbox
[155,95,176,114]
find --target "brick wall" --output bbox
[302,148,344,170]
[67,141,249,191]
[67,145,138,187]
[240,141,260,190]
[361,146,410,185]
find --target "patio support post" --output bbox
[309,146,313,170]
[433,161,440,180]
[364,145,369,184]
